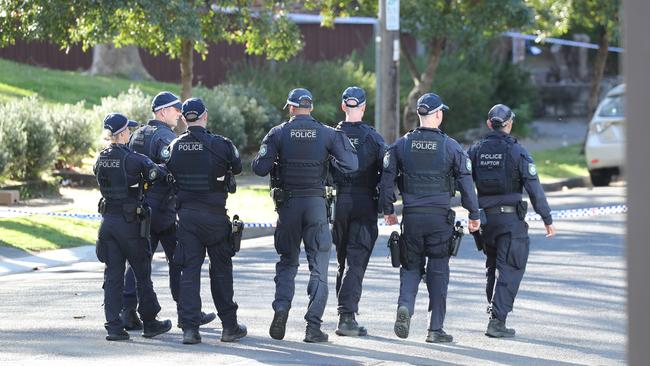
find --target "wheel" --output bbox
[589,169,613,187]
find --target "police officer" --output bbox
[331,86,385,337]
[121,91,216,331]
[165,98,247,344]
[252,88,358,343]
[94,113,172,341]
[380,93,480,343]
[467,104,556,338]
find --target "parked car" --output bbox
[585,84,625,186]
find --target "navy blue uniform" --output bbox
[331,121,385,315]
[468,131,552,321]
[379,127,479,331]
[94,144,166,334]
[252,114,358,329]
[123,120,179,312]
[165,126,242,331]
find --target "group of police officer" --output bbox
[94,85,554,345]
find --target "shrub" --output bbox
[91,86,152,126]
[228,57,376,127]
[45,101,100,167]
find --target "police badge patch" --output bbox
[383,153,390,168]
[259,144,267,157]
[161,147,170,159]
[529,163,537,176]
[466,158,472,173]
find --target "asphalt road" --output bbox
[0,186,626,365]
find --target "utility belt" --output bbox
[270,187,326,208]
[335,186,377,196]
[484,201,528,220]
[98,198,151,238]
[403,206,450,216]
[176,201,227,215]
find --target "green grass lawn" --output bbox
[0,58,179,106]
[227,185,277,224]
[531,144,588,181]
[0,215,99,252]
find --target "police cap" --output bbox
[342,86,366,108]
[487,104,515,128]
[151,91,182,112]
[416,93,449,116]
[103,113,138,135]
[181,98,207,122]
[284,88,313,110]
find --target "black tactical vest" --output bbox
[333,123,378,190]
[129,125,160,161]
[167,131,225,192]
[400,130,453,195]
[96,146,130,200]
[278,117,329,189]
[475,137,522,196]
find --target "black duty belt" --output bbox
[403,206,449,215]
[484,205,517,214]
[177,201,227,215]
[285,188,326,198]
[102,201,139,214]
[336,186,376,195]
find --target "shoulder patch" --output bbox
[528,163,537,176]
[161,147,170,159]
[259,144,267,157]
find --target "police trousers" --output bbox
[96,213,161,333]
[483,212,530,321]
[175,207,238,330]
[273,196,332,327]
[398,210,453,331]
[123,193,179,311]
[332,194,378,315]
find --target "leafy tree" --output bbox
[0,1,349,100]
[399,0,532,130]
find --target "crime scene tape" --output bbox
[0,204,628,229]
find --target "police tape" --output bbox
[0,204,628,229]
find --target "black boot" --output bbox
[269,309,289,340]
[335,313,368,337]
[177,311,217,329]
[304,325,329,343]
[485,318,516,338]
[426,329,454,343]
[221,323,248,342]
[142,319,172,338]
[183,328,201,344]
[120,308,142,331]
[106,329,130,341]
[394,305,410,339]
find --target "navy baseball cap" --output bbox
[416,93,449,115]
[103,113,138,135]
[181,98,207,122]
[342,86,366,108]
[488,104,515,126]
[284,88,313,110]
[151,91,182,112]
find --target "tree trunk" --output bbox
[581,27,609,153]
[176,39,194,134]
[88,44,152,80]
[402,37,445,131]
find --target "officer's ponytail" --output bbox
[101,128,116,147]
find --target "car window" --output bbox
[598,95,625,117]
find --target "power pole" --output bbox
[375,0,400,144]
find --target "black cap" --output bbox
[181,98,207,122]
[416,93,449,116]
[342,86,366,108]
[487,104,515,127]
[151,91,182,112]
[284,88,313,110]
[103,113,138,135]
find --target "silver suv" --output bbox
[585,84,625,186]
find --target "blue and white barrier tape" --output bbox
[0,204,628,228]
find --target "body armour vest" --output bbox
[400,130,453,195]
[167,132,225,192]
[129,125,161,162]
[475,137,522,196]
[333,123,378,190]
[96,146,131,200]
[279,117,329,189]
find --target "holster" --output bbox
[388,231,401,268]
[449,221,464,257]
[231,214,244,254]
[516,201,528,220]
[471,230,486,253]
[97,198,106,214]
[225,170,237,194]
[136,204,152,239]
[326,186,336,223]
[270,187,285,211]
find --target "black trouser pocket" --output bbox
[505,234,530,270]
[96,240,107,263]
